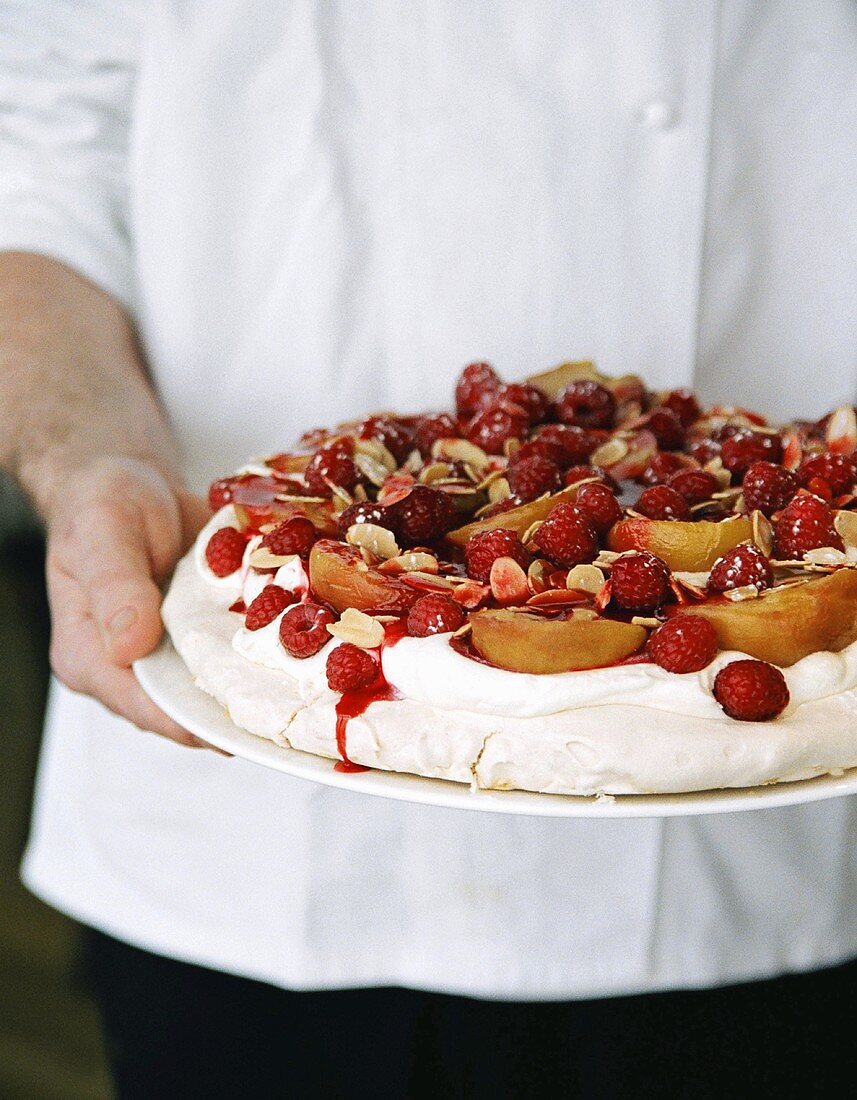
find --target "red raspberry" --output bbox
[358,416,414,464]
[640,451,692,486]
[278,601,335,658]
[643,407,686,450]
[465,528,530,582]
[506,454,563,502]
[573,482,622,533]
[537,424,606,466]
[325,643,379,692]
[708,544,773,593]
[337,500,396,538]
[406,593,466,637]
[512,438,568,468]
[720,429,783,478]
[741,461,798,517]
[564,464,619,492]
[774,494,843,558]
[205,526,247,577]
[532,503,599,567]
[479,497,522,520]
[245,585,293,631]
[662,389,702,428]
[414,413,459,457]
[555,380,616,429]
[389,485,455,544]
[611,551,671,611]
[466,401,530,455]
[668,468,719,505]
[455,361,501,417]
[495,382,550,424]
[262,516,318,559]
[305,438,359,497]
[686,438,721,465]
[712,659,789,722]
[648,616,718,673]
[634,485,692,521]
[208,478,233,511]
[797,452,856,496]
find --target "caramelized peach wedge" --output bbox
[607,515,755,572]
[309,540,421,613]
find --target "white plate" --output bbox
[135,638,857,818]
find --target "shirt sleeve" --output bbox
[0,0,142,311]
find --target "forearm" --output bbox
[0,252,181,519]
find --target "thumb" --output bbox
[178,490,211,551]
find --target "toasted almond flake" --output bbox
[712,487,743,502]
[402,570,457,589]
[488,477,512,504]
[703,456,732,489]
[566,564,606,594]
[354,437,397,470]
[589,437,629,467]
[462,462,484,483]
[846,545,857,564]
[452,622,472,639]
[450,580,491,608]
[526,589,591,609]
[724,585,761,602]
[569,607,599,621]
[372,615,400,624]
[273,493,328,505]
[419,461,453,484]
[834,510,857,548]
[402,449,423,473]
[475,467,507,492]
[489,556,530,605]
[432,438,489,469]
[328,482,353,511]
[378,551,439,575]
[594,550,621,566]
[522,519,544,546]
[826,405,857,450]
[804,546,848,566]
[354,453,392,487]
[631,616,661,628]
[345,522,400,560]
[750,424,781,436]
[503,437,522,459]
[527,558,552,594]
[672,570,711,589]
[782,431,803,471]
[751,510,774,555]
[354,483,368,502]
[248,547,299,570]
[326,607,385,649]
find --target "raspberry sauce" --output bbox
[334,682,402,772]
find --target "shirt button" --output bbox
[639,101,679,130]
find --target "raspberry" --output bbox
[495,382,550,424]
[532,503,599,567]
[506,454,563,502]
[611,551,671,611]
[465,401,530,455]
[208,478,233,511]
[205,526,247,577]
[245,585,293,631]
[537,424,605,466]
[278,601,335,658]
[512,438,569,468]
[389,485,455,544]
[712,659,789,722]
[337,501,396,538]
[667,468,719,505]
[358,416,414,464]
[564,464,619,492]
[465,528,530,582]
[262,516,318,559]
[662,389,702,428]
[555,380,616,429]
[305,438,359,497]
[414,413,459,457]
[774,494,843,558]
[455,361,501,417]
[634,485,692,521]
[479,497,522,520]
[325,643,379,692]
[741,462,798,517]
[648,616,718,673]
[797,452,856,496]
[720,429,783,478]
[640,451,691,486]
[573,482,622,533]
[686,438,721,465]
[406,593,466,637]
[708,544,773,593]
[643,407,685,450]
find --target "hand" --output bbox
[45,456,214,747]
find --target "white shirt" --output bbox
[3,0,857,1000]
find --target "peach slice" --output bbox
[525,360,645,403]
[446,485,581,547]
[607,515,755,572]
[309,539,420,613]
[681,567,857,667]
[470,609,647,673]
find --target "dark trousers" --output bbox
[84,929,857,1099]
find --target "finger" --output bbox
[178,491,211,550]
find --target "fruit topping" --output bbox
[415,413,459,457]
[506,454,563,502]
[388,485,456,545]
[773,494,843,558]
[326,643,380,692]
[465,400,530,455]
[712,659,789,722]
[634,485,692,521]
[797,452,856,496]
[555,379,617,429]
[261,516,318,559]
[642,407,685,450]
[205,526,248,577]
[406,593,467,637]
[245,585,293,631]
[741,461,799,517]
[309,540,421,613]
[572,482,623,533]
[358,416,414,464]
[667,468,720,505]
[532,503,599,567]
[465,528,531,582]
[279,600,336,658]
[304,437,359,497]
[608,514,756,572]
[647,615,718,673]
[536,424,604,466]
[719,429,783,477]
[661,388,701,427]
[495,382,551,424]
[336,501,395,537]
[610,551,671,611]
[639,451,691,486]
[708,544,773,594]
[455,361,501,417]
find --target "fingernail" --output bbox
[107,607,137,635]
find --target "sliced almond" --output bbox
[527,558,553,594]
[724,584,761,602]
[476,467,508,492]
[751,511,774,556]
[804,546,848,566]
[826,405,857,452]
[569,607,599,622]
[378,552,439,575]
[589,437,629,468]
[345,522,400,561]
[354,437,397,471]
[703,456,733,490]
[488,477,512,504]
[521,519,544,546]
[354,453,392,487]
[419,461,453,485]
[566,564,606,594]
[451,622,473,639]
[328,482,353,511]
[401,570,457,589]
[432,438,489,470]
[503,437,522,460]
[781,431,803,471]
[248,547,300,570]
[273,493,328,505]
[489,556,530,605]
[594,550,621,567]
[672,570,712,589]
[450,580,491,608]
[326,607,385,649]
[631,616,661,628]
[402,449,423,474]
[834,509,857,549]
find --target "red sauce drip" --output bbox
[334,680,402,772]
[382,618,409,647]
[229,598,246,613]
